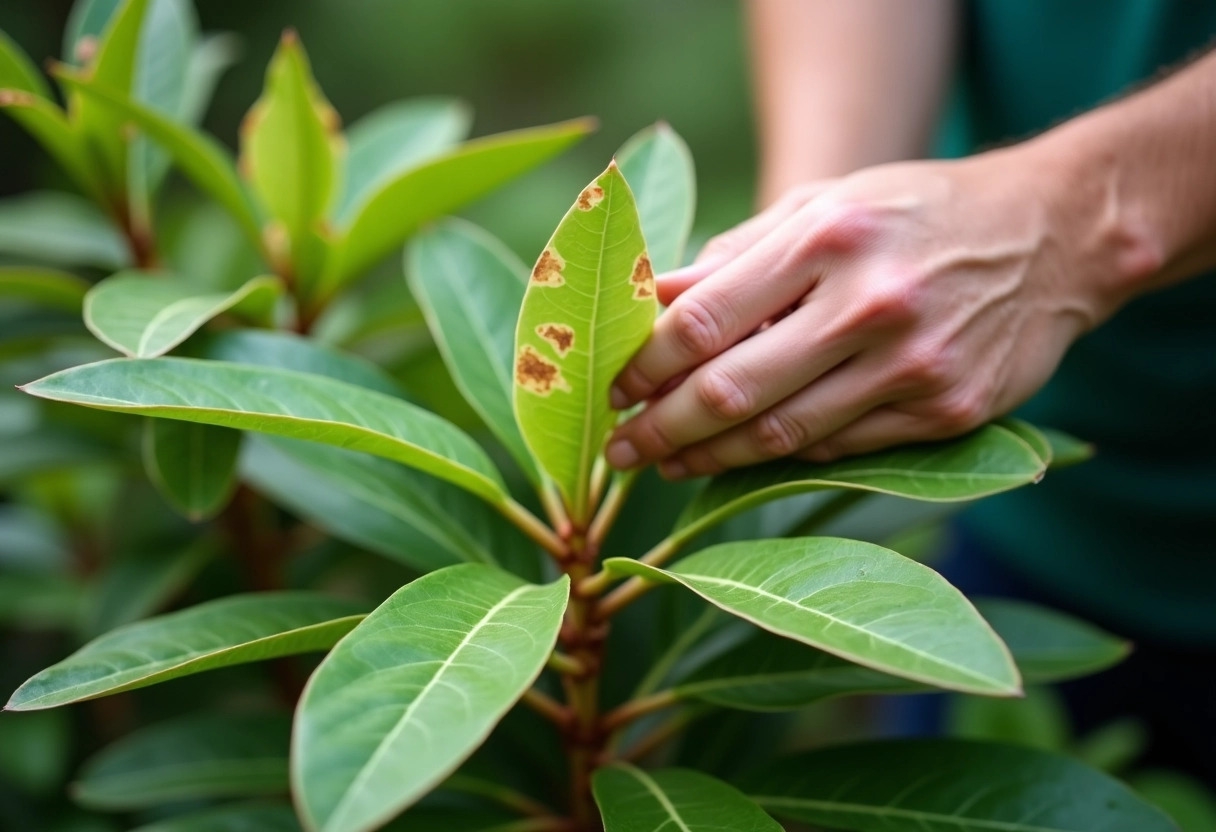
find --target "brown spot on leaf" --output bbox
[531,248,566,286]
[536,323,575,357]
[576,185,604,211]
[631,253,655,300]
[516,345,571,395]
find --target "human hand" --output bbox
[605,148,1143,477]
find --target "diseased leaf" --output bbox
[0,28,51,98]
[616,122,696,274]
[0,267,89,312]
[7,592,363,710]
[72,712,291,809]
[337,97,472,222]
[675,424,1045,547]
[972,598,1129,683]
[293,564,569,832]
[593,764,782,832]
[322,117,594,293]
[129,802,302,832]
[514,162,656,522]
[606,537,1020,696]
[744,740,1178,832]
[407,218,538,483]
[21,357,508,505]
[0,191,125,268]
[84,272,281,357]
[143,420,241,520]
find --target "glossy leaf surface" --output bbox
[7,592,363,710]
[745,740,1178,832]
[293,565,569,832]
[593,764,782,832]
[514,162,655,520]
[607,537,1019,695]
[143,420,241,520]
[21,357,508,504]
[616,122,696,273]
[84,272,281,357]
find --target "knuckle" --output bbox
[670,295,730,359]
[855,272,918,327]
[933,388,987,432]
[753,408,807,457]
[632,415,677,458]
[811,198,883,253]
[898,342,954,392]
[695,366,755,422]
[698,233,737,262]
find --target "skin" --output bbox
[605,1,1216,479]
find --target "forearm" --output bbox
[748,0,957,205]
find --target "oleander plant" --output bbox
[0,1,1198,831]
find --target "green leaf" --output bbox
[593,764,782,832]
[7,592,363,710]
[407,218,539,483]
[1074,718,1147,774]
[973,598,1129,683]
[1131,770,1216,832]
[514,161,656,521]
[947,686,1071,752]
[322,117,594,293]
[179,32,240,125]
[293,564,569,832]
[21,357,509,505]
[84,272,281,357]
[0,267,90,312]
[85,537,215,635]
[143,420,241,520]
[675,424,1045,547]
[0,191,126,268]
[0,91,103,200]
[616,122,696,274]
[337,97,472,223]
[129,802,302,832]
[745,739,1179,832]
[240,31,340,250]
[63,0,121,65]
[998,417,1053,464]
[0,27,51,98]
[606,537,1020,695]
[1042,427,1094,468]
[0,709,70,795]
[72,712,291,809]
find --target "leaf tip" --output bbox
[280,27,300,46]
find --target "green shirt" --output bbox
[946,1,1216,645]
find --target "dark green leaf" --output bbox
[947,686,1071,752]
[129,802,302,832]
[616,122,696,274]
[973,598,1129,683]
[0,191,127,268]
[84,537,214,635]
[0,709,70,794]
[0,27,51,98]
[143,420,241,520]
[594,764,781,832]
[1074,718,1147,774]
[1130,771,1216,832]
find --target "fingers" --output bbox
[796,407,942,463]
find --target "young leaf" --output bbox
[675,424,1045,547]
[292,564,569,832]
[0,267,90,312]
[240,31,341,250]
[129,802,302,832]
[593,764,782,832]
[143,420,241,520]
[84,272,281,358]
[21,357,509,505]
[0,28,51,98]
[6,592,363,710]
[0,94,103,202]
[514,162,656,521]
[616,122,696,274]
[744,739,1178,832]
[407,218,539,483]
[337,97,472,222]
[606,537,1020,696]
[322,117,595,293]
[73,712,291,809]
[972,598,1130,683]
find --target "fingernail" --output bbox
[610,385,629,410]
[659,459,688,480]
[606,439,639,469]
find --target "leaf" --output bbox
[322,117,594,293]
[21,357,508,505]
[616,122,696,274]
[744,739,1179,832]
[514,161,655,521]
[0,191,125,268]
[407,218,539,483]
[1074,718,1147,774]
[947,686,1072,752]
[72,712,291,809]
[998,417,1053,464]
[292,564,569,832]
[0,267,90,312]
[593,764,782,832]
[7,592,363,710]
[972,598,1129,683]
[129,802,302,832]
[1131,771,1216,832]
[240,31,340,248]
[84,272,280,358]
[675,424,1045,547]
[606,537,1020,695]
[0,92,103,200]
[1042,427,1094,468]
[0,27,51,98]
[179,32,240,125]
[63,0,121,65]
[337,97,472,223]
[144,420,241,520]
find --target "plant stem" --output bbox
[611,707,708,764]
[443,774,560,819]
[601,690,680,732]
[522,688,572,727]
[577,535,679,597]
[595,576,653,620]
[502,498,570,558]
[586,471,637,546]
[548,651,587,676]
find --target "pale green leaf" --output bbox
[72,712,291,809]
[293,564,569,832]
[593,764,782,832]
[514,161,655,521]
[0,95,103,202]
[7,592,363,710]
[0,27,51,98]
[0,267,89,312]
[606,537,1020,695]
[21,357,509,505]
[407,218,538,482]
[143,420,241,520]
[84,272,281,357]
[337,97,472,222]
[0,191,126,268]
[745,739,1179,832]
[322,117,594,292]
[129,802,302,832]
[616,122,696,274]
[973,598,1129,684]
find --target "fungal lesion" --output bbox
[631,253,655,300]
[516,345,571,395]
[576,185,604,211]
[531,248,566,286]
[536,323,575,357]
